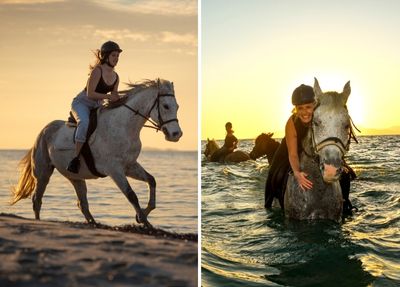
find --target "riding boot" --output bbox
[342,199,354,216]
[67,156,80,173]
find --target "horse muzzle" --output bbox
[320,162,342,183]
[249,150,257,160]
[162,125,182,142]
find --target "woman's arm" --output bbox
[286,117,313,191]
[232,135,238,150]
[86,67,116,101]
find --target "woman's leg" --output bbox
[67,100,91,173]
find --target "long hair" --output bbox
[88,49,109,74]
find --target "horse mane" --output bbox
[255,132,276,143]
[119,79,161,98]
[104,79,167,109]
[256,133,269,141]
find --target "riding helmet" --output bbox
[100,41,122,60]
[291,84,315,105]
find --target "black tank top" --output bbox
[292,114,309,154]
[270,114,309,165]
[85,67,118,94]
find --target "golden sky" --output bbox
[202,0,400,140]
[0,0,197,150]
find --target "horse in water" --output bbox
[284,78,354,222]
[249,132,280,163]
[204,139,250,163]
[11,79,182,228]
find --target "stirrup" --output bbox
[67,157,80,173]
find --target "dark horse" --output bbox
[249,132,280,163]
[204,133,280,163]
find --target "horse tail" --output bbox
[11,148,36,205]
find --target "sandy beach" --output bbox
[0,213,197,286]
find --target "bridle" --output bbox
[308,103,359,160]
[122,81,179,132]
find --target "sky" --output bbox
[0,0,197,151]
[202,0,400,140]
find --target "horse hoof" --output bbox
[144,221,153,229]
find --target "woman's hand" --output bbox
[108,91,119,102]
[294,170,313,191]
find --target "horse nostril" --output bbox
[172,131,179,137]
[337,167,343,175]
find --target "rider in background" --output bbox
[211,122,238,162]
[264,84,356,214]
[67,41,122,173]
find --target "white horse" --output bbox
[12,79,182,227]
[284,78,354,221]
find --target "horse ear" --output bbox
[342,81,351,105]
[313,77,323,101]
[207,137,209,141]
[269,132,274,137]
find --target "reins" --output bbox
[121,80,178,132]
[122,103,161,131]
[307,103,360,161]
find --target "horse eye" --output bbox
[313,121,319,127]
[163,104,170,110]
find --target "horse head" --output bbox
[311,78,351,183]
[204,138,219,159]
[249,132,280,162]
[148,79,182,142]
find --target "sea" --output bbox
[0,150,197,234]
[201,135,400,287]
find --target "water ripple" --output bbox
[202,136,400,286]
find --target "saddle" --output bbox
[65,97,129,178]
[67,109,106,178]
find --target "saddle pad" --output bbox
[53,125,96,150]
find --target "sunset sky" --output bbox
[202,0,400,140]
[0,0,197,150]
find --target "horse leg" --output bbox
[68,179,96,224]
[31,133,55,220]
[109,171,152,228]
[126,162,156,217]
[32,169,54,220]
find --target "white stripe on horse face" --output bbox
[312,98,350,182]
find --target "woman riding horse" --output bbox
[67,41,122,173]
[210,122,238,162]
[265,83,355,214]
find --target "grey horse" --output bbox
[11,79,182,227]
[284,78,352,222]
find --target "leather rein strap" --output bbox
[310,103,359,157]
[122,92,178,132]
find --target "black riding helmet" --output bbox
[292,84,315,105]
[100,41,122,60]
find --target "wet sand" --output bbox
[0,213,197,286]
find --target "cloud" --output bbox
[26,25,196,51]
[94,29,150,42]
[160,31,197,47]
[90,0,197,16]
[0,0,64,4]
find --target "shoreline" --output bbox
[0,213,197,286]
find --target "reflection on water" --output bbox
[202,136,400,286]
[0,150,197,233]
